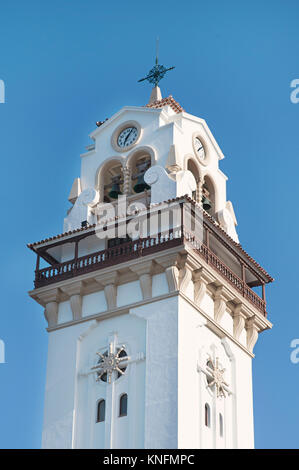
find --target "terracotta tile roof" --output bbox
[145,95,184,114]
[27,224,97,248]
[27,195,273,282]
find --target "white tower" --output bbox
[28,77,273,449]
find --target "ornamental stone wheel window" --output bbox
[90,341,144,385]
[91,343,128,384]
[206,357,229,398]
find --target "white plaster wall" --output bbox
[82,291,107,317]
[57,300,73,324]
[43,285,254,449]
[177,296,253,449]
[78,237,106,258]
[80,108,172,191]
[239,328,247,348]
[80,105,227,215]
[200,291,214,318]
[132,296,179,449]
[74,313,146,449]
[175,114,227,214]
[229,339,254,448]
[152,273,168,297]
[117,280,142,307]
[60,243,75,263]
[177,297,203,448]
[42,322,91,448]
[221,310,234,336]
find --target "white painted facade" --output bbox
[41,278,256,449]
[29,89,272,449]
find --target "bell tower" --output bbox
[28,62,273,449]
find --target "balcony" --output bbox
[29,197,273,318]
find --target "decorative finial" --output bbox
[138,38,175,88]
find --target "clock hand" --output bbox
[124,129,133,145]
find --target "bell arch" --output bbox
[183,155,219,215]
[125,146,156,195]
[95,157,125,203]
[186,156,202,202]
[202,174,216,215]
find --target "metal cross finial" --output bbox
[138,38,175,87]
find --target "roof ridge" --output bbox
[145,95,184,113]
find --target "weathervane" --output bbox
[138,38,175,87]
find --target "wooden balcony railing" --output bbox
[34,229,183,288]
[184,231,266,315]
[34,229,267,317]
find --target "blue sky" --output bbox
[0,0,298,448]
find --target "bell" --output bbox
[133,174,150,193]
[202,196,212,211]
[109,177,122,199]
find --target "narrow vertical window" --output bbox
[119,393,128,417]
[96,399,105,423]
[205,403,210,427]
[219,413,224,437]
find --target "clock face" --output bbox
[117,127,138,148]
[194,137,205,161]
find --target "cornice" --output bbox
[46,290,179,333]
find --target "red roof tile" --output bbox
[145,95,184,114]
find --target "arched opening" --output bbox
[187,158,201,202]
[119,393,128,417]
[205,403,210,427]
[96,399,105,423]
[127,150,152,195]
[202,175,215,216]
[98,159,124,203]
[219,413,224,437]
